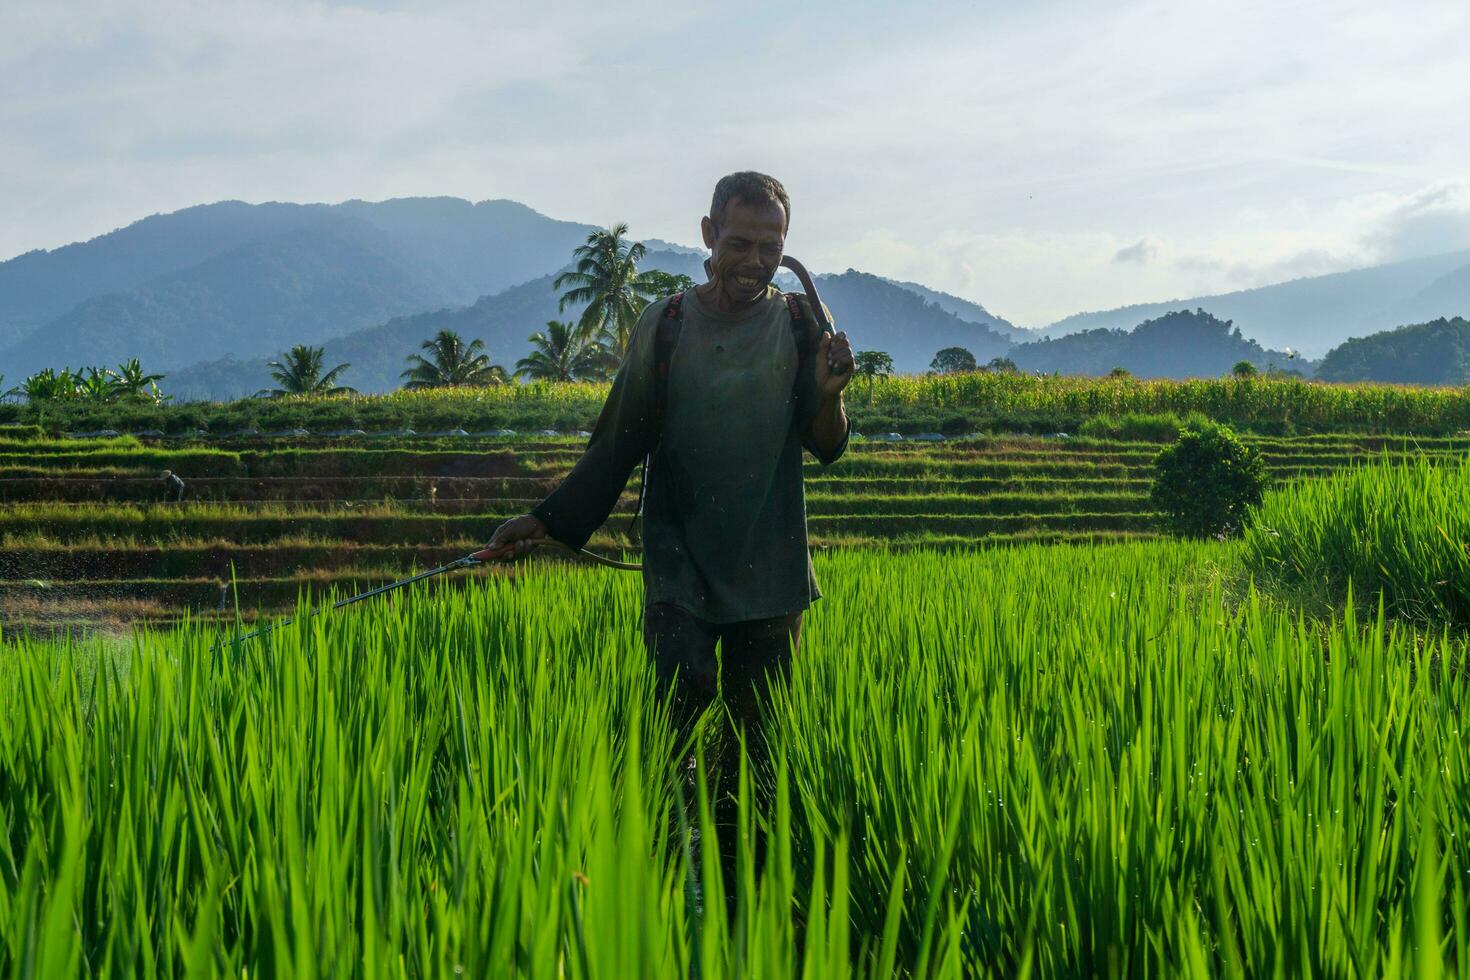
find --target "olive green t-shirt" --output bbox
[531,285,847,623]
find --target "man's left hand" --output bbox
[815,330,854,397]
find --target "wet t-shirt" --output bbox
[532,285,847,623]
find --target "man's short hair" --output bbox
[710,172,790,232]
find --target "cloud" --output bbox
[1361,182,1470,261]
[1113,239,1158,264]
[4,0,1470,328]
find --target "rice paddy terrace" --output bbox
[2,429,1466,632]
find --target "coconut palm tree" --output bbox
[553,223,669,356]
[254,345,356,398]
[400,330,508,389]
[516,321,616,382]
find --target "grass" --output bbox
[1245,453,1470,629]
[1,543,1466,975]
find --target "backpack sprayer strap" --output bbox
[627,291,687,540]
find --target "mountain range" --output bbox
[1037,249,1470,358]
[3,196,1470,397]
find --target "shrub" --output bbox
[1150,421,1267,538]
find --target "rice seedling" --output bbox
[1245,452,1470,628]
[1,543,1464,976]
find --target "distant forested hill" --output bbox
[168,259,1013,397]
[1038,250,1470,357]
[1315,317,1470,384]
[1011,309,1306,378]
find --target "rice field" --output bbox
[2,543,1466,976]
[2,431,1467,631]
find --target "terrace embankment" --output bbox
[1,431,1464,631]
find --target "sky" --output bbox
[4,0,1470,326]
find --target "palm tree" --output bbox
[254,345,356,398]
[400,330,508,389]
[553,223,668,356]
[516,321,616,382]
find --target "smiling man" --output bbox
[486,170,853,762]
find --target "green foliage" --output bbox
[553,223,668,356]
[854,350,895,403]
[16,372,1470,436]
[1150,421,1267,537]
[255,345,356,398]
[1232,360,1259,378]
[2,545,1467,974]
[11,361,171,405]
[1077,410,1214,442]
[399,330,507,390]
[928,346,976,374]
[1316,316,1470,384]
[985,356,1019,374]
[640,269,696,298]
[516,320,616,382]
[1245,453,1470,627]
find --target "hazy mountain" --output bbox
[2,216,448,376]
[1386,263,1470,329]
[1039,250,1470,357]
[0,197,698,373]
[1012,309,1309,379]
[169,258,1013,398]
[878,278,1026,340]
[1315,317,1470,384]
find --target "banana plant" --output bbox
[111,358,167,402]
[21,367,79,401]
[77,366,119,402]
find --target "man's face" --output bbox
[701,197,786,308]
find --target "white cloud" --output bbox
[1361,182,1470,261]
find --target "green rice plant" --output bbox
[1244,453,1470,627]
[3,544,1467,975]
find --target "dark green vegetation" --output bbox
[1316,317,1470,384]
[1009,309,1305,378]
[1150,423,1268,538]
[3,426,1468,632]
[3,544,1467,975]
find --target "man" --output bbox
[160,469,185,503]
[486,171,854,764]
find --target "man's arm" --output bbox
[808,391,849,463]
[486,306,664,557]
[794,296,854,466]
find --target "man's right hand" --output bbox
[482,514,548,561]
